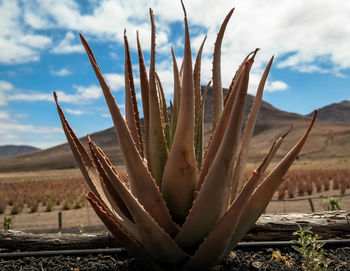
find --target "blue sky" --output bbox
[0,0,349,148]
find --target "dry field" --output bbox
[0,163,349,234]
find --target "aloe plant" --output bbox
[54,2,317,270]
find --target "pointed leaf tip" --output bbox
[53,92,57,103]
[282,124,293,139]
[181,0,187,18]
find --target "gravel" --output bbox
[0,246,349,270]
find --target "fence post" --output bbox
[308,198,315,212]
[58,211,62,232]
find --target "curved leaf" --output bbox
[79,34,177,236]
[123,31,143,157]
[194,80,211,170]
[187,126,293,268]
[155,72,171,150]
[228,110,318,251]
[161,2,198,223]
[136,30,150,163]
[148,9,168,187]
[55,94,139,240]
[89,144,188,264]
[171,46,182,144]
[86,192,164,271]
[230,55,274,200]
[198,56,247,190]
[176,61,250,249]
[212,8,234,129]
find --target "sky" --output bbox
[0,0,349,149]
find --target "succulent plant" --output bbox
[54,2,317,270]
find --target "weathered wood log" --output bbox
[0,212,349,251]
[0,231,116,251]
[243,211,350,241]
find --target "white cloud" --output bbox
[2,0,350,74]
[0,81,13,92]
[24,8,52,29]
[19,34,52,49]
[0,122,61,134]
[50,67,72,76]
[105,73,140,92]
[0,80,13,106]
[64,108,84,115]
[55,84,101,104]
[265,81,288,92]
[8,92,52,103]
[0,110,9,119]
[51,31,83,54]
[0,0,52,64]
[6,83,101,105]
[0,112,63,148]
[105,73,124,91]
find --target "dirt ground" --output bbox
[0,166,349,234]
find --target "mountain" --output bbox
[307,100,350,124]
[0,145,40,159]
[0,90,348,172]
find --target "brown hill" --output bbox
[307,100,350,124]
[0,89,348,172]
[0,145,40,159]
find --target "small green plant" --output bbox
[45,200,54,212]
[270,250,293,267]
[3,216,12,232]
[78,221,85,234]
[324,197,341,211]
[292,225,329,271]
[62,199,71,210]
[73,198,84,209]
[29,202,39,213]
[0,194,7,214]
[10,203,23,215]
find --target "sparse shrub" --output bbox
[78,221,85,234]
[315,176,322,193]
[277,179,287,200]
[297,179,305,196]
[7,198,14,206]
[287,177,296,198]
[45,200,54,212]
[62,199,71,210]
[0,202,6,214]
[292,225,329,271]
[73,198,84,209]
[323,177,330,191]
[0,194,7,214]
[339,179,347,195]
[3,216,12,231]
[305,175,313,195]
[10,203,23,215]
[332,177,339,190]
[324,197,341,211]
[29,201,39,213]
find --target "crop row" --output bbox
[0,178,88,214]
[0,168,349,215]
[276,169,350,200]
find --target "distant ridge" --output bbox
[0,89,348,172]
[307,100,350,124]
[0,145,40,159]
